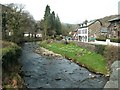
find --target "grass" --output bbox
[40,41,109,76]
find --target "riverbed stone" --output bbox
[35,47,62,58]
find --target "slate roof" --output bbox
[78,19,102,28]
[108,16,120,22]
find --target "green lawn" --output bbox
[40,41,109,76]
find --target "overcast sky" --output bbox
[0,0,119,24]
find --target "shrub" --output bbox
[104,45,120,67]
[96,38,106,41]
[2,40,11,48]
[55,35,63,41]
[110,38,120,43]
[96,38,120,43]
[75,41,96,52]
[2,41,23,88]
[2,42,21,71]
[95,45,106,55]
[47,39,53,44]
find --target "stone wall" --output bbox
[88,21,101,38]
[104,60,120,89]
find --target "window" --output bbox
[82,30,84,34]
[79,30,81,34]
[85,29,87,34]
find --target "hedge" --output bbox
[96,38,120,43]
[110,38,120,43]
[96,38,106,41]
[2,42,21,71]
[104,45,120,67]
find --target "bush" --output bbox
[110,38,120,43]
[75,41,96,52]
[103,45,120,67]
[2,42,21,71]
[95,45,106,55]
[96,38,106,41]
[96,38,120,43]
[55,35,63,41]
[2,41,23,88]
[2,40,11,48]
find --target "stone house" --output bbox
[108,16,120,38]
[100,27,108,38]
[75,20,102,42]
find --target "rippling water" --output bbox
[20,42,108,88]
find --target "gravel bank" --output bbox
[35,47,62,58]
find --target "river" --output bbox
[20,42,108,88]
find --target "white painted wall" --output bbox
[77,27,88,42]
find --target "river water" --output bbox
[20,42,108,88]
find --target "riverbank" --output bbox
[38,41,109,76]
[1,40,23,88]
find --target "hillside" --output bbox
[99,15,118,27]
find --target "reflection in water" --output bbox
[20,42,108,88]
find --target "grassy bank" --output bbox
[40,41,109,76]
[1,40,23,88]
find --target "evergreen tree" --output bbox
[43,5,62,39]
[49,11,56,36]
[43,5,51,38]
[51,11,55,29]
[55,15,62,35]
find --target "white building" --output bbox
[75,20,102,42]
[77,27,88,42]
